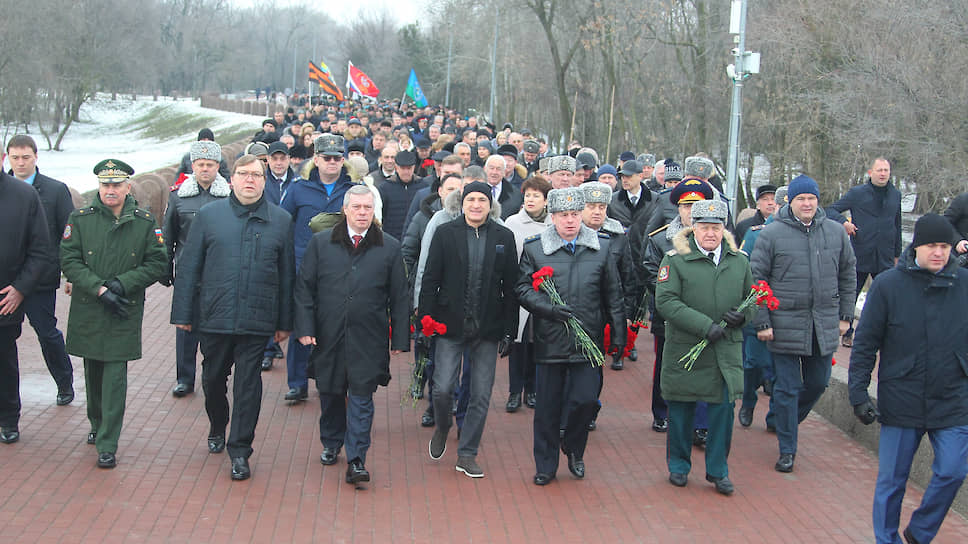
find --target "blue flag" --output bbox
[405,69,428,107]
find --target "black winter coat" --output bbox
[8,169,73,290]
[378,175,428,240]
[171,196,294,335]
[419,218,519,341]
[0,172,52,326]
[608,184,660,228]
[826,181,902,274]
[495,180,523,219]
[943,192,968,241]
[162,175,231,283]
[401,193,441,277]
[294,222,410,396]
[848,249,968,429]
[515,225,625,364]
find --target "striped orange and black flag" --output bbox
[308,61,344,101]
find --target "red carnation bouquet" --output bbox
[532,266,605,366]
[679,280,779,371]
[604,324,638,358]
[404,315,447,407]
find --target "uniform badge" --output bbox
[154,228,164,244]
[62,224,72,240]
[657,265,669,282]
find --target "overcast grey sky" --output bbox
[234,0,425,25]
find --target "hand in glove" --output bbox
[104,278,125,296]
[550,304,575,323]
[497,336,513,357]
[721,309,745,328]
[705,323,727,344]
[98,289,131,319]
[853,400,879,425]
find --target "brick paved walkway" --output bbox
[1,285,966,542]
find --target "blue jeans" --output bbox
[771,351,832,454]
[874,425,968,544]
[319,392,374,464]
[23,289,73,391]
[432,337,496,457]
[286,338,310,390]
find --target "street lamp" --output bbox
[725,0,761,217]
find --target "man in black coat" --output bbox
[294,185,410,485]
[734,184,776,243]
[6,135,74,405]
[607,160,660,229]
[484,155,523,219]
[516,187,625,486]
[378,150,428,240]
[0,169,53,444]
[171,155,295,481]
[849,214,968,544]
[826,157,902,347]
[419,181,519,479]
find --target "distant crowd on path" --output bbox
[4,95,968,542]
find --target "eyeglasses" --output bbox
[316,155,342,162]
[235,171,264,180]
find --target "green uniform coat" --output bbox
[61,194,168,361]
[655,227,754,403]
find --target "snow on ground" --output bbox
[3,94,264,193]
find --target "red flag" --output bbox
[346,61,380,97]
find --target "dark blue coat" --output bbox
[281,167,356,267]
[378,174,428,240]
[848,248,968,429]
[826,181,902,274]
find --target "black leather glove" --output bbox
[550,304,575,323]
[722,309,745,328]
[414,332,432,354]
[705,323,727,344]
[104,278,125,296]
[98,289,131,319]
[853,400,879,425]
[497,336,512,357]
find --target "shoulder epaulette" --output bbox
[649,224,670,237]
[133,209,154,221]
[665,249,678,256]
[750,225,765,231]
[75,206,95,216]
[524,234,541,243]
[598,232,611,239]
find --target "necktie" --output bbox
[492,186,499,200]
[707,252,715,264]
[352,234,363,248]
[566,242,575,254]
[630,195,638,206]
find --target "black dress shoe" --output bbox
[669,472,688,487]
[628,347,638,361]
[320,446,340,465]
[285,387,308,401]
[766,422,776,433]
[566,452,585,479]
[172,383,193,397]
[738,407,753,427]
[586,420,597,431]
[903,527,920,544]
[420,406,435,427]
[346,459,370,484]
[260,356,273,371]
[693,428,708,448]
[706,474,735,495]
[533,472,556,486]
[87,432,97,445]
[775,453,795,473]
[610,355,624,370]
[652,418,668,433]
[505,392,521,413]
[56,389,75,406]
[230,457,250,480]
[525,392,536,408]
[208,435,225,453]
[0,428,20,444]
[97,452,116,468]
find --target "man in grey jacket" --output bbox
[750,174,856,473]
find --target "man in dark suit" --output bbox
[483,155,523,219]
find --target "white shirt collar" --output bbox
[347,222,369,239]
[701,242,722,265]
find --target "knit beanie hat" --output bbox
[912,213,956,248]
[787,174,819,201]
[596,164,618,178]
[462,181,493,206]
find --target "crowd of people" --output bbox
[3,96,968,543]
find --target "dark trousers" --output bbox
[23,290,73,391]
[741,329,776,426]
[874,425,968,544]
[286,338,310,390]
[666,384,734,478]
[772,350,832,454]
[0,324,23,428]
[533,362,601,475]
[199,333,269,459]
[319,392,375,464]
[263,339,283,359]
[175,327,200,386]
[652,335,667,420]
[508,342,536,395]
[84,359,127,454]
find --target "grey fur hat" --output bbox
[547,187,585,213]
[684,156,715,179]
[547,155,577,174]
[190,141,222,162]
[691,199,728,224]
[581,182,612,205]
[637,153,656,167]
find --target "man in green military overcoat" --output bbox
[61,159,167,469]
[655,199,755,496]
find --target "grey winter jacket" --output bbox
[749,205,856,356]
